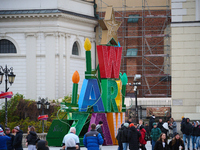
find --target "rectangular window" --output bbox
[196,0,200,21]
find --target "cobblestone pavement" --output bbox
[24,141,194,150]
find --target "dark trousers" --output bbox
[139,144,146,150]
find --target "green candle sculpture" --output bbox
[72,70,80,104]
[84,38,92,72]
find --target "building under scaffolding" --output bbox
[96,0,171,98]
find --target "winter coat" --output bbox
[128,126,141,150]
[197,125,200,136]
[6,133,14,150]
[13,130,23,150]
[36,140,49,150]
[182,119,192,135]
[139,128,147,145]
[144,125,150,136]
[96,124,104,139]
[162,123,169,136]
[27,131,37,145]
[171,121,177,134]
[169,137,184,150]
[181,118,186,134]
[83,129,104,150]
[149,116,155,132]
[116,128,123,150]
[154,140,169,150]
[157,122,163,131]
[0,135,11,150]
[121,126,129,143]
[151,127,161,141]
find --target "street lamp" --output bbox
[37,97,50,133]
[0,65,16,127]
[128,74,141,123]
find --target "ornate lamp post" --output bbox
[0,65,16,127]
[37,97,50,133]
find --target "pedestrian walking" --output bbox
[62,127,80,150]
[154,133,169,150]
[138,119,143,129]
[191,121,197,150]
[169,118,177,138]
[96,121,104,150]
[0,127,11,150]
[169,132,184,150]
[128,123,141,150]
[116,124,124,150]
[196,121,200,150]
[139,125,147,150]
[26,126,37,150]
[144,123,150,140]
[36,140,49,150]
[5,127,14,150]
[83,124,104,150]
[149,115,155,133]
[157,119,163,131]
[182,118,192,149]
[13,126,23,150]
[150,123,161,150]
[162,122,169,138]
[121,123,129,150]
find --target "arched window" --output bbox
[72,41,79,56]
[0,39,17,53]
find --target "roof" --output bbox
[0,9,97,20]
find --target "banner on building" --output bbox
[146,107,171,117]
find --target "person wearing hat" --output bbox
[5,127,15,150]
[169,132,184,150]
[128,123,141,150]
[0,127,11,150]
[150,122,161,150]
[13,126,23,150]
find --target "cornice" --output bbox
[0,13,98,25]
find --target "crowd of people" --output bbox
[116,115,200,150]
[0,125,49,150]
[1,116,200,150]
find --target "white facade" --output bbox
[0,0,97,100]
[171,0,200,120]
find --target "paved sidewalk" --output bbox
[24,140,194,150]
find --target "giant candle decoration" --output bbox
[84,38,92,72]
[72,71,80,104]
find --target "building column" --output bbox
[58,33,65,98]
[44,33,56,99]
[25,33,37,99]
[65,34,72,95]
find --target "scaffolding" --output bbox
[97,0,171,97]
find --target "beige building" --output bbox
[171,0,200,120]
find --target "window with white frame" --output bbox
[0,39,17,53]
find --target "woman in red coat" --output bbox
[139,125,147,150]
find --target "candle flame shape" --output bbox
[84,38,91,51]
[72,71,80,84]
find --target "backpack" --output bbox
[144,132,148,141]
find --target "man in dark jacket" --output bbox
[128,123,141,150]
[196,121,200,150]
[5,128,14,150]
[83,124,104,150]
[96,121,104,150]
[157,119,163,131]
[13,126,23,150]
[182,118,192,149]
[144,123,150,139]
[121,123,129,150]
[116,124,123,150]
[149,115,155,133]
